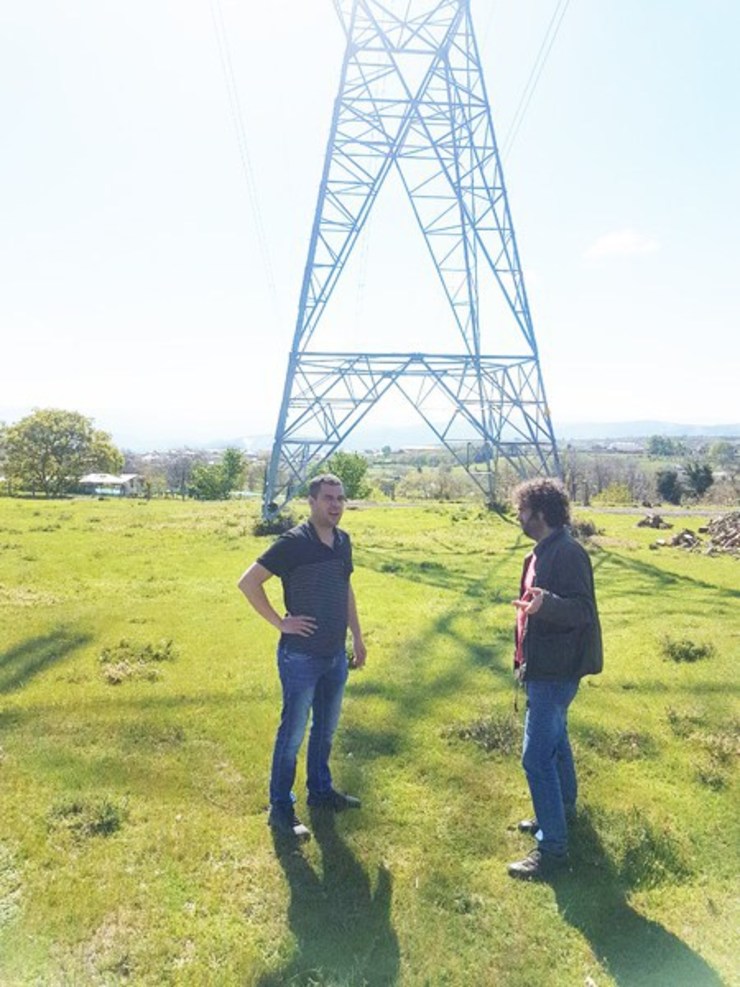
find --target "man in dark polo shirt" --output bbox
[238,474,366,841]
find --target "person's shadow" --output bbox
[258,809,400,986]
[551,813,726,986]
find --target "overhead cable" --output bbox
[500,0,571,160]
[209,0,281,321]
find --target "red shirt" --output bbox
[515,553,536,670]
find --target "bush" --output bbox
[443,711,519,756]
[684,461,714,498]
[570,516,604,541]
[660,636,715,663]
[252,512,296,537]
[99,638,177,684]
[612,809,693,888]
[591,482,632,506]
[578,724,655,761]
[48,796,127,839]
[656,469,682,505]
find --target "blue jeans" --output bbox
[522,679,579,856]
[269,644,348,810]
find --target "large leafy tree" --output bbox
[656,468,682,505]
[684,461,714,498]
[647,435,685,457]
[189,447,246,500]
[708,440,737,469]
[221,447,246,492]
[321,451,371,499]
[4,409,123,497]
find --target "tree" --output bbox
[189,447,246,500]
[166,450,207,497]
[221,447,246,491]
[4,409,122,497]
[656,469,682,505]
[322,451,371,499]
[708,440,737,469]
[0,423,7,477]
[396,465,475,501]
[684,461,714,498]
[647,435,686,458]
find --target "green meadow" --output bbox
[0,497,737,986]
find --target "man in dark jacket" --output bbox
[508,478,602,879]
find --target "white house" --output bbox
[78,473,145,497]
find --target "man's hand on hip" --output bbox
[279,614,317,637]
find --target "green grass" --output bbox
[0,497,738,985]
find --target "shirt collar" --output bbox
[306,520,342,547]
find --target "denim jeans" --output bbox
[522,678,580,856]
[269,644,348,810]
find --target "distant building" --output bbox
[606,442,643,453]
[78,473,145,497]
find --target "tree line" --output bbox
[1,409,736,506]
[0,410,374,502]
[0,409,251,500]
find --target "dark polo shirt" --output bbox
[257,521,353,657]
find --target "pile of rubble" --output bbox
[648,511,740,556]
[649,529,698,551]
[637,514,673,529]
[703,511,740,555]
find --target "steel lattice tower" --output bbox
[263,0,560,518]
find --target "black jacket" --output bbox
[519,527,603,681]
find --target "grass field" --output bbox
[0,496,738,986]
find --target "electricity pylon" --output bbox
[263,0,560,518]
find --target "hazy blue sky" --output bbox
[2,0,738,448]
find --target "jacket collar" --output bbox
[532,525,566,557]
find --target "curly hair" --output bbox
[512,477,571,528]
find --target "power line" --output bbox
[208,0,281,321]
[500,0,571,161]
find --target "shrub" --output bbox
[578,724,655,761]
[99,638,177,684]
[443,711,519,756]
[660,636,715,663]
[570,516,604,541]
[252,512,296,537]
[665,706,703,738]
[48,796,127,839]
[591,482,632,506]
[597,807,693,889]
[656,469,682,505]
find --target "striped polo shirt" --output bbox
[257,521,353,657]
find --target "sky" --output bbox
[2,0,738,450]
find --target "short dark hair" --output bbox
[512,477,571,528]
[308,473,344,499]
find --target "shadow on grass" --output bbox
[591,546,740,602]
[259,810,399,987]
[356,538,523,598]
[0,628,91,693]
[552,814,724,987]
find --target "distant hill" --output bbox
[553,420,740,441]
[228,420,740,453]
[84,419,739,453]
